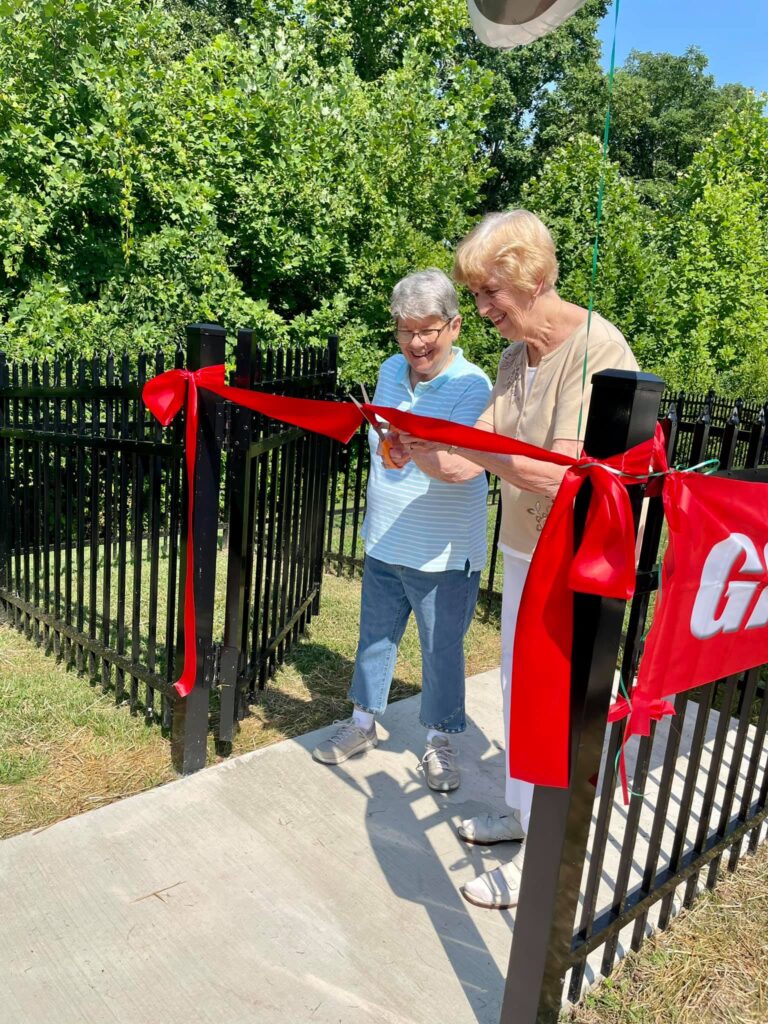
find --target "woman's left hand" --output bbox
[398,432,449,454]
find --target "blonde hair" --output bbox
[453,210,559,294]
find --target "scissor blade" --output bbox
[349,393,386,440]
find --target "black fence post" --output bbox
[171,324,227,774]
[0,352,8,610]
[500,369,665,1024]
[217,328,259,753]
[312,334,338,614]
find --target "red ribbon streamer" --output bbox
[144,364,666,798]
[142,365,363,695]
[607,694,676,803]
[142,365,583,697]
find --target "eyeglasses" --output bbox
[394,320,453,345]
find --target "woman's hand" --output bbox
[378,432,411,468]
[397,431,449,454]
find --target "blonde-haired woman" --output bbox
[400,210,639,909]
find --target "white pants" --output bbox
[501,551,535,833]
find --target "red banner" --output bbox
[627,472,768,724]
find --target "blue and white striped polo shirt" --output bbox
[362,348,492,573]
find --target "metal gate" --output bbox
[214,328,338,753]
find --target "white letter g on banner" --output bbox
[690,534,767,639]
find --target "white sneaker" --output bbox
[312,719,378,765]
[461,859,522,910]
[419,736,460,792]
[457,810,525,845]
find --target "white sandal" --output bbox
[461,859,522,909]
[457,811,525,845]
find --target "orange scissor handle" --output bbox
[380,436,402,470]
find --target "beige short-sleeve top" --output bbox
[478,314,639,556]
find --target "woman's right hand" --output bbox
[378,434,410,469]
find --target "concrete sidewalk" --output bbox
[1,668,520,1024]
[1,668,764,1024]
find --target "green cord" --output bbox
[576,0,621,446]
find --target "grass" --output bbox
[563,841,768,1024]
[0,569,501,839]
[0,624,175,838]
[232,570,501,749]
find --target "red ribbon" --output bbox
[142,365,362,695]
[144,363,667,798]
[508,434,668,789]
[144,366,212,696]
[607,694,676,802]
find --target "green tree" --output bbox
[608,47,753,200]
[520,134,664,363]
[0,0,493,380]
[463,0,610,211]
[649,101,768,398]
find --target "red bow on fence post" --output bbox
[143,365,223,696]
[508,433,668,790]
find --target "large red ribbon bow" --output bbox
[508,431,668,790]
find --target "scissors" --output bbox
[349,385,402,470]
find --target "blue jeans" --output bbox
[347,555,481,733]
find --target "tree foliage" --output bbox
[649,101,768,396]
[609,48,753,192]
[0,0,766,399]
[521,135,664,353]
[464,0,610,211]
[0,0,492,381]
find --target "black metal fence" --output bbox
[0,347,185,727]
[0,325,337,771]
[3,333,767,1017]
[215,329,336,753]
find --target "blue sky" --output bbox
[597,0,768,95]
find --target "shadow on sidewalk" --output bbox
[323,714,517,1024]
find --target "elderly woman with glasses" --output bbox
[399,211,639,909]
[313,268,491,792]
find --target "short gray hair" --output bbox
[390,268,460,322]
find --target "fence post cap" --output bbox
[591,369,665,393]
[186,323,227,336]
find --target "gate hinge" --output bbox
[204,641,223,688]
[222,403,233,452]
